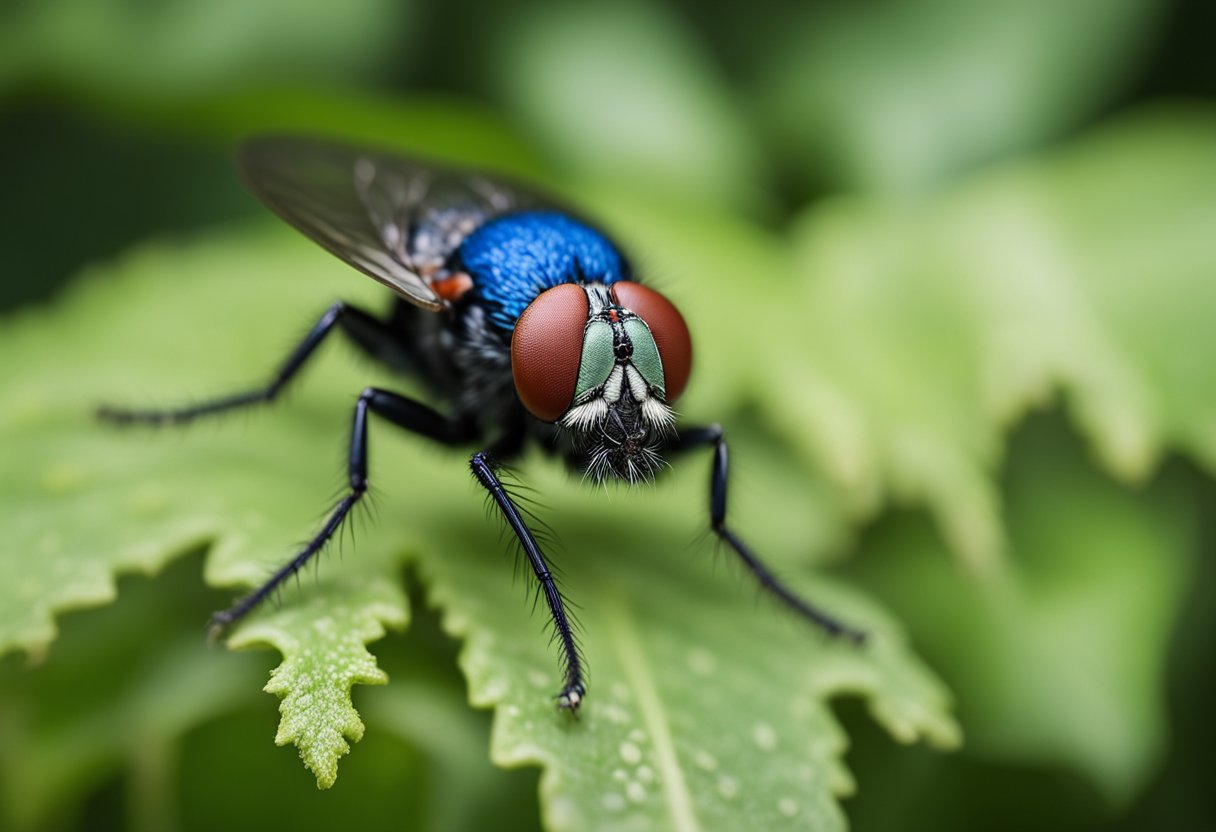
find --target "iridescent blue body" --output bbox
[458,211,631,331]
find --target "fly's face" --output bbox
[511,282,692,482]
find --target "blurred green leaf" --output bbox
[361,677,541,832]
[103,89,546,180]
[0,226,956,825]
[0,234,416,788]
[579,105,1216,803]
[849,419,1198,803]
[495,1,765,209]
[0,556,532,832]
[766,106,1216,574]
[771,106,1215,801]
[754,0,1165,194]
[0,0,417,100]
[0,558,265,832]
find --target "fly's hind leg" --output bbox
[208,388,478,636]
[98,301,396,425]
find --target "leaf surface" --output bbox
[0,223,957,824]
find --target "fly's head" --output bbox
[511,282,692,483]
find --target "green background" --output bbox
[1,1,1213,830]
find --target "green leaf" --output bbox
[0,557,266,831]
[753,0,1165,194]
[849,418,1199,803]
[0,224,956,821]
[576,106,1216,802]
[766,107,1216,799]
[495,1,765,209]
[228,574,408,789]
[419,459,958,830]
[772,106,1216,572]
[360,677,542,832]
[0,0,418,100]
[0,232,412,788]
[108,89,546,181]
[0,553,533,832]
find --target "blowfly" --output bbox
[100,136,864,711]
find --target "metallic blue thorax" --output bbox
[458,211,630,332]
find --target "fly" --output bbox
[99,135,864,712]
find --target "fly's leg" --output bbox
[98,301,394,425]
[669,425,866,643]
[470,451,586,712]
[208,388,477,636]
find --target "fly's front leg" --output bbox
[209,388,477,637]
[670,425,866,643]
[98,301,393,425]
[470,451,586,712]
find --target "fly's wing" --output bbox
[236,135,550,310]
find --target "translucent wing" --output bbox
[236,135,550,310]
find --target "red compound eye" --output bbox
[611,281,692,402]
[511,284,589,422]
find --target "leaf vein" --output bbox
[605,594,701,832]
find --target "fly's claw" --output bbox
[207,609,237,644]
[826,618,868,646]
[557,682,586,713]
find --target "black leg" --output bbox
[208,387,478,638]
[98,301,394,425]
[669,425,866,643]
[470,451,586,712]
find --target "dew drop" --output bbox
[686,646,717,676]
[43,462,87,494]
[547,797,577,828]
[602,793,626,811]
[626,781,647,803]
[130,486,167,515]
[636,765,654,783]
[601,704,631,724]
[694,750,718,771]
[717,775,739,799]
[778,798,798,817]
[619,741,643,765]
[752,721,778,751]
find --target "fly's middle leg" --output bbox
[470,450,586,712]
